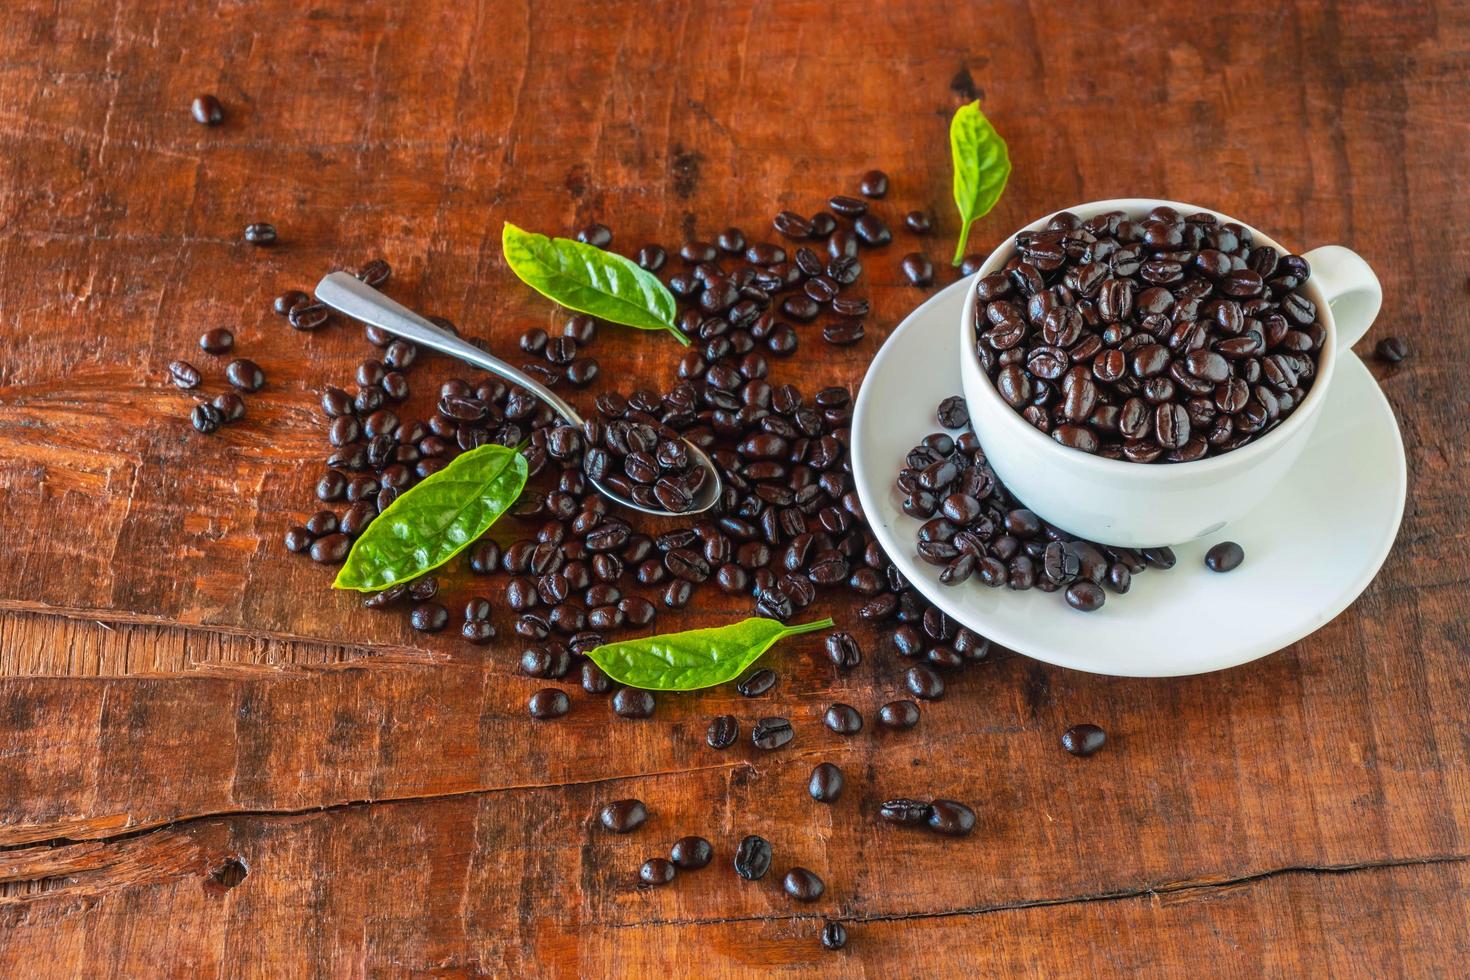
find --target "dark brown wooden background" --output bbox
[1,0,1466,975]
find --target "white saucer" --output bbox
[850,278,1407,677]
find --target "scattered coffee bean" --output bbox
[168,360,201,389]
[905,210,932,234]
[308,533,350,564]
[274,290,308,316]
[528,688,570,719]
[243,222,277,246]
[1061,723,1107,757]
[190,401,222,433]
[859,169,889,198]
[878,799,932,825]
[190,94,224,126]
[734,834,772,880]
[638,857,675,886]
[1374,336,1409,363]
[1205,540,1245,572]
[211,392,245,423]
[824,631,861,669]
[637,244,667,271]
[577,223,612,248]
[225,358,265,392]
[823,703,862,735]
[736,668,777,697]
[612,686,655,719]
[783,867,825,901]
[356,259,391,286]
[600,798,647,833]
[820,921,848,950]
[671,835,713,870]
[751,716,794,750]
[409,602,448,632]
[901,252,934,286]
[706,714,739,749]
[926,799,976,836]
[904,665,944,700]
[808,762,844,803]
[199,329,234,355]
[878,700,920,730]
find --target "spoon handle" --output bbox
[313,272,584,426]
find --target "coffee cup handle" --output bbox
[1302,245,1382,349]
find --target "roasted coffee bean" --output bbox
[190,93,224,125]
[168,360,201,389]
[821,922,848,951]
[878,700,920,730]
[736,668,777,697]
[926,799,976,837]
[198,328,234,355]
[599,799,647,833]
[751,716,794,750]
[1375,336,1409,363]
[854,214,891,246]
[808,762,844,803]
[734,835,773,880]
[783,867,825,902]
[706,714,739,749]
[576,223,612,247]
[901,252,934,286]
[356,258,392,286]
[283,526,313,553]
[638,857,675,886]
[637,244,667,271]
[409,602,448,632]
[860,169,889,198]
[824,631,861,669]
[822,321,865,346]
[1065,581,1106,612]
[274,290,308,316]
[905,210,933,234]
[878,798,932,825]
[1061,723,1107,756]
[905,665,944,700]
[823,703,862,735]
[243,222,277,245]
[671,835,713,870]
[1204,540,1245,572]
[528,688,570,719]
[289,302,330,330]
[225,358,265,392]
[773,210,814,238]
[190,401,223,433]
[612,686,656,719]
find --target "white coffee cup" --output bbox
[958,198,1382,547]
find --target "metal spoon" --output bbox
[313,272,722,516]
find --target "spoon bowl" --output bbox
[313,272,722,516]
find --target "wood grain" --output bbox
[0,0,1467,973]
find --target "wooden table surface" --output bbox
[1,0,1467,975]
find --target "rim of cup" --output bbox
[964,198,1338,478]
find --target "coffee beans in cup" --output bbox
[974,206,1324,462]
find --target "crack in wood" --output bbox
[607,853,1470,931]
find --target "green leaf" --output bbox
[587,616,836,691]
[950,101,1011,266]
[332,444,528,592]
[502,222,687,345]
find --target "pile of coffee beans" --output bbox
[975,206,1324,461]
[895,397,1176,612]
